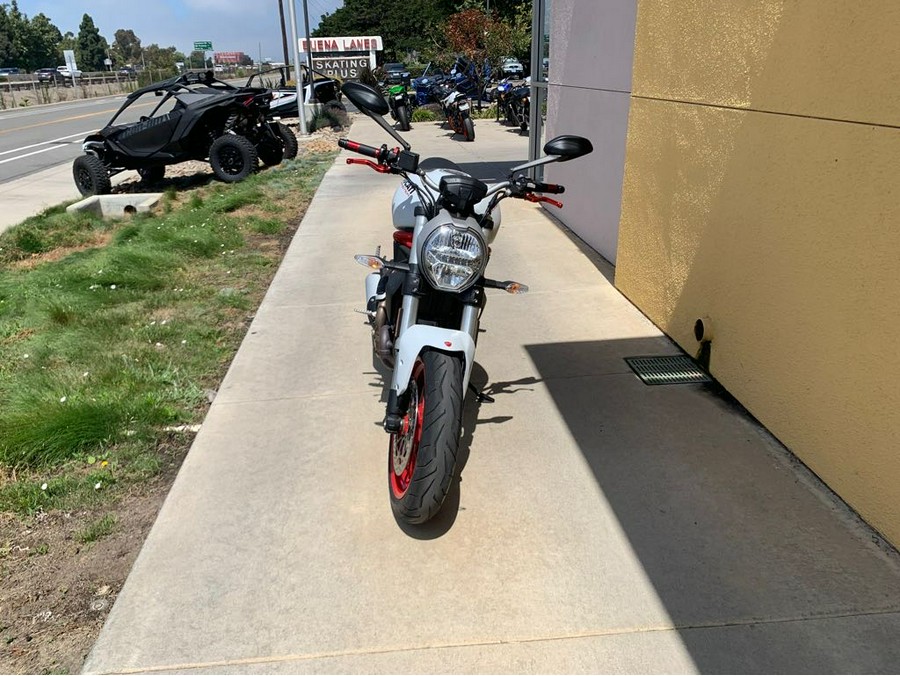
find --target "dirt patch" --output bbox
[10,232,114,271]
[0,439,189,674]
[0,118,351,674]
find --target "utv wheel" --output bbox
[73,154,111,196]
[137,166,165,184]
[396,105,411,132]
[276,122,298,160]
[463,116,475,142]
[257,140,285,167]
[389,349,464,524]
[209,134,258,183]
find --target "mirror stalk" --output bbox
[363,109,411,151]
[510,154,559,174]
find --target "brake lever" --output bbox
[523,193,563,209]
[346,158,392,173]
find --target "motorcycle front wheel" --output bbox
[397,104,411,132]
[389,349,463,524]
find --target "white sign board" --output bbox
[312,56,372,80]
[300,36,383,53]
[63,49,77,72]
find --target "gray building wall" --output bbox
[544,0,638,264]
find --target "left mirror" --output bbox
[341,81,389,116]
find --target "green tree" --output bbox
[313,0,458,61]
[111,28,142,66]
[27,13,63,70]
[75,13,108,71]
[188,50,207,69]
[4,1,28,68]
[0,2,64,70]
[142,43,178,70]
[57,31,76,64]
[0,5,15,66]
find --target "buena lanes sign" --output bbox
[301,36,383,53]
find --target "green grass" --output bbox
[76,514,117,543]
[411,107,437,123]
[0,152,336,514]
[471,104,499,120]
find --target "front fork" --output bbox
[383,290,478,433]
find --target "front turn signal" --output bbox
[354,255,384,270]
[504,282,529,294]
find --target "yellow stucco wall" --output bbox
[615,1,900,545]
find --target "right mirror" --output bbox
[543,135,594,162]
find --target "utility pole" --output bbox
[301,0,315,102]
[278,0,290,67]
[287,0,308,136]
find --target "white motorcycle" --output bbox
[339,82,593,524]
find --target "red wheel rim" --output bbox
[390,358,426,499]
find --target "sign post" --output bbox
[63,49,78,88]
[194,41,212,71]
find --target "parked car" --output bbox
[72,71,296,196]
[501,57,524,78]
[0,67,21,77]
[35,67,67,84]
[382,62,409,85]
[57,65,83,79]
[118,66,136,77]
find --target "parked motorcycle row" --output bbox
[378,57,532,143]
[338,81,593,524]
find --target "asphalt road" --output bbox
[0,95,159,184]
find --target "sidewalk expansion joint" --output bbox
[96,606,900,674]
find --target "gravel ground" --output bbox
[113,120,350,194]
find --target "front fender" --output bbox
[392,325,475,397]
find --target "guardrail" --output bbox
[0,72,140,109]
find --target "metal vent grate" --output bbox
[625,355,712,386]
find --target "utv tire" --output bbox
[137,166,165,184]
[396,105,411,132]
[276,122,298,160]
[73,154,111,197]
[389,349,464,524]
[463,116,475,142]
[209,134,258,183]
[257,140,285,167]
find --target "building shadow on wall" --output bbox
[525,338,900,673]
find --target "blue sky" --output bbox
[18,0,344,62]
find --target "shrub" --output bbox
[411,108,437,122]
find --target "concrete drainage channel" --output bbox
[66,193,163,218]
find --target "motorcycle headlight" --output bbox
[421,225,487,292]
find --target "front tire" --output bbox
[73,154,111,196]
[209,134,257,183]
[463,116,475,142]
[389,350,464,524]
[396,105,410,132]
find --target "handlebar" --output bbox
[529,181,565,195]
[338,138,385,162]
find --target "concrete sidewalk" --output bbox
[83,115,900,674]
[0,164,139,235]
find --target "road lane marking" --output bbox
[0,143,79,165]
[0,131,88,157]
[0,99,155,136]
